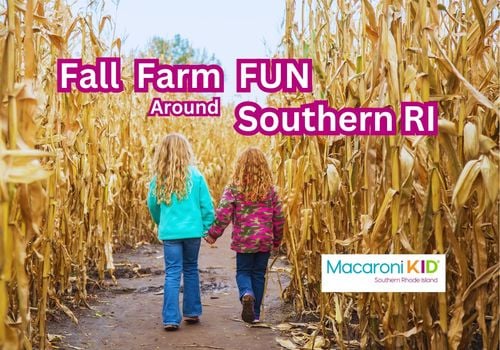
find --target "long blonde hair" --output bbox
[232,147,273,201]
[153,133,194,204]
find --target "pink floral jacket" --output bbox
[207,185,285,253]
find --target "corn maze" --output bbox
[0,0,498,349]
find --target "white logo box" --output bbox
[321,254,446,293]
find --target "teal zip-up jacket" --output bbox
[147,166,215,240]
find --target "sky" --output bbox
[81,0,286,103]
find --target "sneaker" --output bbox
[164,324,179,331]
[241,294,255,323]
[184,316,200,324]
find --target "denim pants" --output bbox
[162,238,202,326]
[236,252,270,319]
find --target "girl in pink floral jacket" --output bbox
[205,147,284,323]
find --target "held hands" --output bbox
[204,235,216,245]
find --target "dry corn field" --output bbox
[271,0,498,349]
[0,0,498,349]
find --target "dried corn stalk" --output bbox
[0,1,264,349]
[271,0,499,349]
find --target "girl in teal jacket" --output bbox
[147,133,214,330]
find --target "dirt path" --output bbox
[48,230,291,350]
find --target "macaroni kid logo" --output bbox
[327,259,440,274]
[321,254,446,293]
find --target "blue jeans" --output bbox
[236,252,270,319]
[162,238,202,326]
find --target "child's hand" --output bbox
[204,235,216,244]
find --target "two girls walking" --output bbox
[147,133,284,330]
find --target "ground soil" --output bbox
[47,230,292,350]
